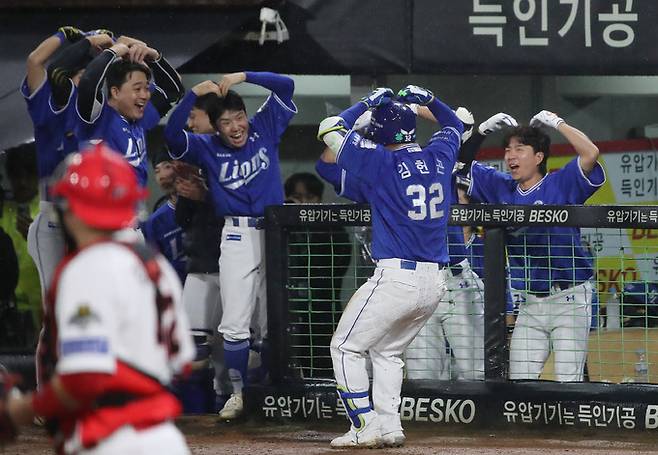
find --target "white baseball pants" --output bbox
[406,260,485,380]
[218,217,267,342]
[27,201,64,303]
[331,259,449,434]
[509,281,593,381]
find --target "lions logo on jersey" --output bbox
[218,147,271,190]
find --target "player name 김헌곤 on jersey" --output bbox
[333,126,461,264]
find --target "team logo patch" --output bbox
[69,304,101,328]
[226,233,242,241]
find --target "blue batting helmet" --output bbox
[366,101,416,145]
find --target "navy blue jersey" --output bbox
[334,127,460,263]
[317,159,466,267]
[468,157,605,293]
[21,76,78,180]
[76,50,183,188]
[141,200,187,284]
[76,100,159,188]
[166,74,296,217]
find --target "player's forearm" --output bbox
[316,159,342,188]
[338,102,368,129]
[26,35,63,92]
[149,54,184,106]
[77,49,116,121]
[47,38,92,108]
[245,71,294,104]
[458,131,487,169]
[426,98,464,134]
[164,90,196,155]
[557,123,600,173]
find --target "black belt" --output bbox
[526,281,579,298]
[449,263,464,277]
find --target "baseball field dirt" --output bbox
[4,415,658,454]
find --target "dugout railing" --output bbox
[255,203,658,430]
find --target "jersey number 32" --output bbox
[406,183,444,220]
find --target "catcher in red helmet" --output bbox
[3,143,194,454]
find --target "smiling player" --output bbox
[165,71,296,419]
[467,111,605,381]
[76,35,183,187]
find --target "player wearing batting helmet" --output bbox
[467,111,605,381]
[317,85,463,448]
[2,144,194,454]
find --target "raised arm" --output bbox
[397,85,463,134]
[147,52,184,117]
[77,43,129,122]
[165,80,220,160]
[47,33,113,109]
[459,112,518,168]
[218,71,294,108]
[26,26,88,94]
[530,110,600,174]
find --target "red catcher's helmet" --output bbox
[50,143,148,230]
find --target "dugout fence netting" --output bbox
[267,204,658,385]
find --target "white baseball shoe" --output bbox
[330,414,382,449]
[381,430,405,447]
[218,393,243,419]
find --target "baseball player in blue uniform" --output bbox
[22,28,115,392]
[76,36,183,187]
[22,28,113,303]
[140,152,188,284]
[164,71,296,419]
[317,85,462,448]
[467,111,605,381]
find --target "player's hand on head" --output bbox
[85,28,114,40]
[478,112,518,135]
[529,110,564,130]
[57,26,85,43]
[86,33,114,51]
[191,80,220,97]
[116,35,147,48]
[143,46,160,61]
[110,42,130,58]
[217,72,246,97]
[360,87,394,109]
[397,84,434,106]
[127,44,151,64]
